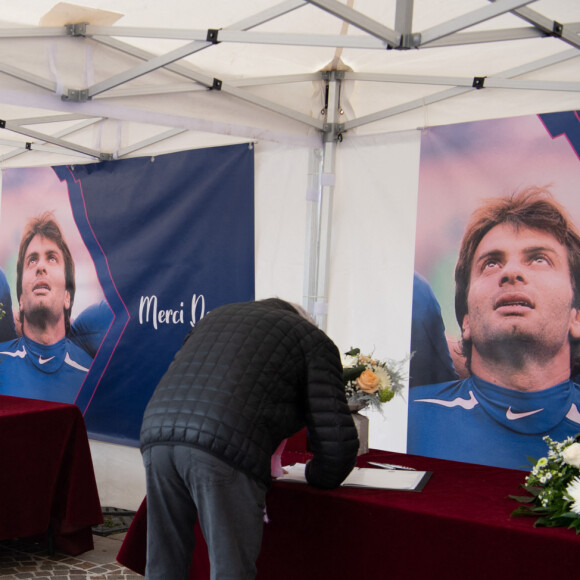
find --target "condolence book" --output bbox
[280,463,431,491]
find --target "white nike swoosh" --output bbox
[506,407,543,420]
[0,347,26,358]
[38,356,55,364]
[64,352,90,372]
[416,389,479,410]
[566,403,580,425]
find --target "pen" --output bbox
[368,461,416,471]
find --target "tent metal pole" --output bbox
[304,72,341,330]
[303,148,323,320]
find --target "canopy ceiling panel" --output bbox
[0,0,578,166]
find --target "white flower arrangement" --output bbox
[511,434,580,532]
[342,347,407,412]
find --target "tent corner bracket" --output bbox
[551,21,563,38]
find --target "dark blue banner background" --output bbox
[54,144,255,445]
[540,110,580,157]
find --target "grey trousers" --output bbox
[142,445,267,580]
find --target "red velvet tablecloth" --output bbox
[0,395,103,555]
[118,447,580,579]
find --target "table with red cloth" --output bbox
[0,395,103,556]
[118,447,580,579]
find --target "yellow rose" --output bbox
[356,369,380,393]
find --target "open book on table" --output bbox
[279,463,431,492]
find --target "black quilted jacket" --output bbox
[140,298,358,489]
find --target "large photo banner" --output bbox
[0,144,255,445]
[408,110,580,470]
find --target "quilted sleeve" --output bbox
[303,336,359,489]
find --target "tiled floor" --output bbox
[0,532,142,579]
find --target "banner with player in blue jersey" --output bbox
[408,110,580,470]
[0,144,255,445]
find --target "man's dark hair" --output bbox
[16,211,76,333]
[455,187,580,373]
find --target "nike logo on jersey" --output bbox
[415,389,479,409]
[64,352,90,372]
[506,407,543,420]
[566,403,580,425]
[38,356,55,364]
[0,347,26,358]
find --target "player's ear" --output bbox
[461,314,471,341]
[64,290,71,311]
[569,308,580,340]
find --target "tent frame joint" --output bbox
[65,22,87,37]
[323,122,345,143]
[398,33,421,50]
[321,70,345,81]
[552,21,563,38]
[472,76,486,89]
[62,88,90,102]
[206,29,221,44]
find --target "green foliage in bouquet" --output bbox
[510,434,580,533]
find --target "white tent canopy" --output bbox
[0,0,579,166]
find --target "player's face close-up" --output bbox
[463,223,580,357]
[19,234,70,323]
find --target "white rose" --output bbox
[562,442,580,469]
[566,476,580,515]
[341,354,358,368]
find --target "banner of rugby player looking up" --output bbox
[408,110,580,471]
[0,144,255,445]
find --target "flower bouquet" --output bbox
[342,347,407,413]
[510,434,580,533]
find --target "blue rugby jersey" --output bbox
[408,375,580,470]
[0,335,93,404]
